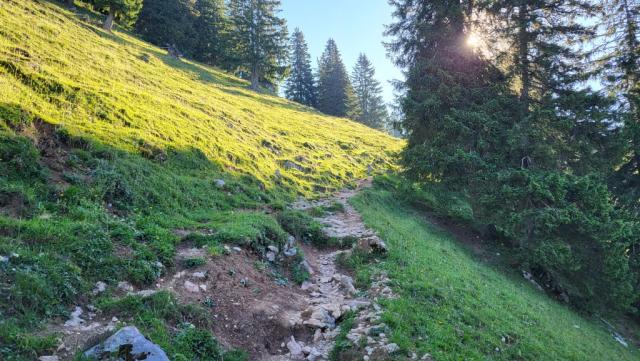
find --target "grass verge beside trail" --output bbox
[349,185,639,361]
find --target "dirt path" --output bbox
[48,179,397,361]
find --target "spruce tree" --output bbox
[228,0,289,90]
[317,39,359,118]
[135,0,197,54]
[601,0,640,211]
[351,54,388,129]
[93,0,143,31]
[193,0,229,67]
[284,28,317,107]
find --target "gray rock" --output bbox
[214,179,226,188]
[284,246,298,257]
[355,236,388,254]
[266,251,277,262]
[64,306,84,327]
[92,281,107,295]
[38,356,59,361]
[117,281,134,293]
[287,336,304,360]
[383,343,400,354]
[184,281,200,293]
[267,245,279,253]
[84,326,169,360]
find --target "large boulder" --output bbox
[84,326,169,361]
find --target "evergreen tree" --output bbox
[601,0,640,211]
[386,0,636,312]
[317,39,359,118]
[93,0,143,31]
[135,0,197,54]
[284,28,317,107]
[228,0,289,90]
[193,0,229,67]
[351,54,388,129]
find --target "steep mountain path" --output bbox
[261,178,398,361]
[47,180,397,361]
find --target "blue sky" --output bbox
[280,0,402,104]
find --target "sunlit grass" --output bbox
[0,0,401,196]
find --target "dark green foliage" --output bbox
[174,327,222,361]
[227,0,289,90]
[479,170,636,311]
[193,0,229,66]
[285,28,317,107]
[0,131,44,182]
[182,257,207,268]
[351,54,388,129]
[135,0,197,55]
[317,39,360,119]
[92,0,144,30]
[386,0,640,313]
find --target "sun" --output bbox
[466,32,482,48]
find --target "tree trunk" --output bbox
[103,8,115,32]
[250,66,260,91]
[517,4,530,113]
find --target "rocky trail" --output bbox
[44,180,398,361]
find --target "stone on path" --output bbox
[84,326,169,361]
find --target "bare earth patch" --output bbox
[45,179,398,361]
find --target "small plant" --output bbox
[290,262,310,285]
[277,210,330,247]
[182,257,206,269]
[202,297,216,308]
[254,260,269,272]
[208,244,225,257]
[324,201,345,213]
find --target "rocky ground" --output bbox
[42,179,400,361]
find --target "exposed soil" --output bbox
[44,179,399,361]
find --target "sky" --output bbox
[279,0,403,104]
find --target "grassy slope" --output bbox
[0,0,400,194]
[0,1,401,358]
[350,184,639,361]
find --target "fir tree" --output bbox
[193,0,229,67]
[93,0,143,31]
[135,0,197,55]
[284,28,317,107]
[351,54,388,129]
[228,0,289,90]
[601,0,640,212]
[317,39,359,118]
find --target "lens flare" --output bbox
[466,33,482,48]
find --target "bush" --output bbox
[0,131,44,182]
[477,170,636,311]
[277,209,329,247]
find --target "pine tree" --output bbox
[193,0,229,67]
[93,0,143,31]
[317,39,359,118]
[228,0,289,90]
[135,0,197,54]
[600,0,640,210]
[351,54,388,129]
[284,29,317,107]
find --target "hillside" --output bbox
[0,1,401,359]
[0,0,400,195]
